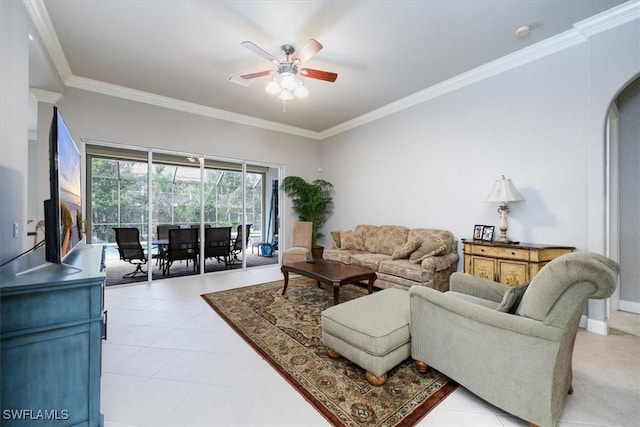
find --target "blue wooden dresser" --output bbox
[0,244,105,426]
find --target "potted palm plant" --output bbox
[280,176,334,259]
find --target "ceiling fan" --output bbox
[233,39,338,102]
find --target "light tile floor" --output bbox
[102,266,640,427]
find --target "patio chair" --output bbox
[163,228,199,276]
[230,224,252,264]
[155,224,179,268]
[204,226,232,269]
[113,227,147,278]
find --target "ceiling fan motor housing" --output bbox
[278,62,298,75]
[281,45,295,56]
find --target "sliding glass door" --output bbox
[87,144,281,285]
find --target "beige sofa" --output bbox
[324,225,459,292]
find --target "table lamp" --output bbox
[485,175,524,243]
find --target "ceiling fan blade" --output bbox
[291,39,323,64]
[241,41,279,64]
[240,70,272,79]
[299,68,338,82]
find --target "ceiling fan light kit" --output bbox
[236,39,337,107]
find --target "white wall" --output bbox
[320,44,591,250]
[618,78,640,308]
[584,15,640,328]
[0,1,30,264]
[319,14,640,330]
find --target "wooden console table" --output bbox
[461,239,575,286]
[0,244,106,426]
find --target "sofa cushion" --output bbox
[355,225,379,253]
[409,237,447,263]
[376,225,409,256]
[324,248,363,264]
[496,282,530,314]
[392,239,421,260]
[378,259,430,282]
[351,253,392,270]
[408,229,454,254]
[447,291,501,310]
[340,230,364,251]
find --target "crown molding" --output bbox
[320,2,639,140]
[26,0,638,141]
[319,28,587,139]
[574,0,640,36]
[24,0,72,83]
[29,87,63,104]
[66,76,321,140]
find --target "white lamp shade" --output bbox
[486,175,524,203]
[265,78,281,94]
[279,72,297,90]
[278,89,294,101]
[294,83,309,98]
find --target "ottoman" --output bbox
[321,288,410,386]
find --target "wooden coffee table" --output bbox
[281,259,377,305]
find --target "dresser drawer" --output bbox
[462,239,575,286]
[470,245,529,261]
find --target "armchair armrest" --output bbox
[449,272,512,303]
[409,286,563,341]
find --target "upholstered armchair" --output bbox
[282,221,313,264]
[409,252,619,427]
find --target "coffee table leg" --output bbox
[367,277,375,294]
[282,271,290,296]
[333,282,340,305]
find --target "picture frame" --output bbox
[473,224,484,240]
[481,225,495,242]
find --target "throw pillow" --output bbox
[391,239,421,260]
[495,282,530,314]
[340,230,364,251]
[330,231,341,249]
[409,237,447,263]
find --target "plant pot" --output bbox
[311,245,324,260]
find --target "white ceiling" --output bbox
[27,0,627,137]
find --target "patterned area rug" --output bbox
[201,276,457,427]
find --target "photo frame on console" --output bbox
[481,226,495,242]
[473,225,484,240]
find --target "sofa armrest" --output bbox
[421,252,459,272]
[449,272,511,303]
[409,286,563,341]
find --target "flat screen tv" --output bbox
[44,106,83,264]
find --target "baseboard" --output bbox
[619,299,640,314]
[587,318,609,335]
[579,315,588,329]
